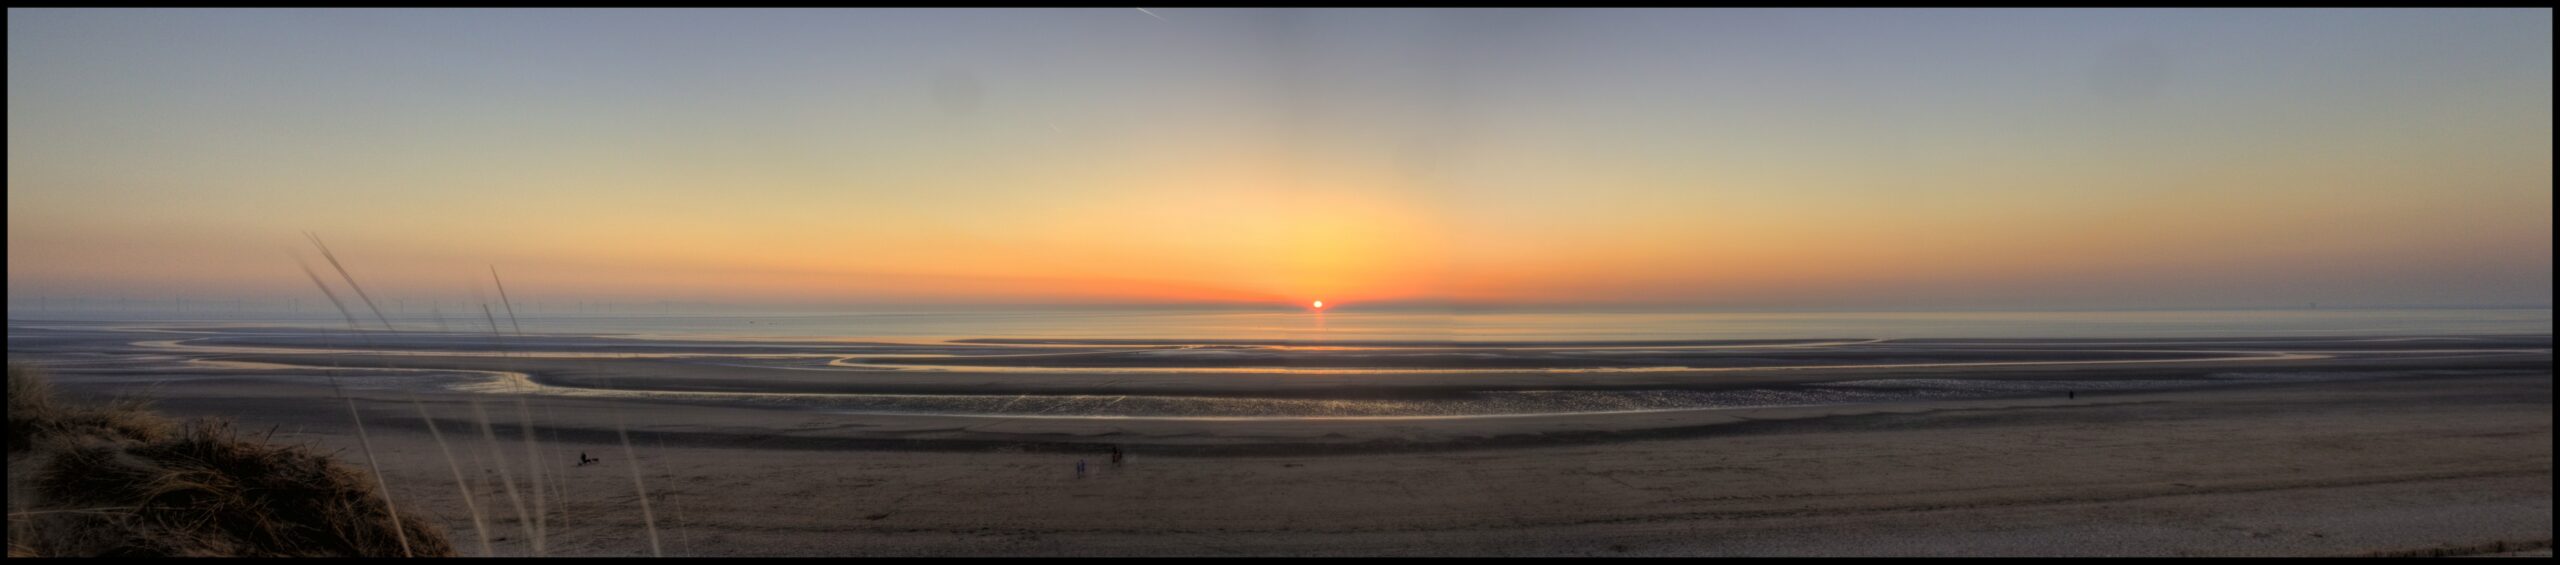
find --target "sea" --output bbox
[7,306,2549,343]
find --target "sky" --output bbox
[7,8,2552,311]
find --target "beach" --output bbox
[8,323,2549,556]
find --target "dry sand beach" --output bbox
[6,323,2549,556]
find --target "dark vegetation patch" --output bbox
[7,364,454,557]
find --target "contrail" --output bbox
[1135,7,1167,21]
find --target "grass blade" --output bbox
[491,267,525,337]
[414,397,492,556]
[305,232,397,332]
[470,401,536,555]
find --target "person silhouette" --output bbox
[578,452,600,467]
[1077,459,1087,478]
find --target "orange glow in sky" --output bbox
[3,10,2550,310]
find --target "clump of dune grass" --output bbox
[6,364,454,557]
[9,365,169,453]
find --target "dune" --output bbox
[6,365,453,557]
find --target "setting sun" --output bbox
[1312,300,1324,309]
